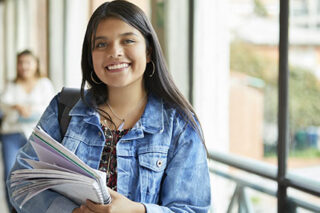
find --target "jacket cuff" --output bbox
[143,203,167,213]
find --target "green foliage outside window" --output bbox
[254,0,268,17]
[230,40,320,154]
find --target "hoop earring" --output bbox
[91,71,102,84]
[148,61,155,77]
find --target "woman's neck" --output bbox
[99,83,147,130]
[17,76,38,83]
[107,84,146,110]
[17,76,39,93]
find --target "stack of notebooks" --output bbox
[10,127,111,208]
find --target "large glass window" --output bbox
[193,0,320,212]
[229,0,279,163]
[288,0,320,208]
[203,0,279,211]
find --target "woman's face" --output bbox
[17,54,38,80]
[91,17,150,89]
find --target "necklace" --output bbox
[106,94,147,130]
[107,102,125,129]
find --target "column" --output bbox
[193,0,230,212]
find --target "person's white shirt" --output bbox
[0,77,55,137]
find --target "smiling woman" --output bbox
[91,17,149,91]
[7,1,211,213]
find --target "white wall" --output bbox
[166,0,190,98]
[3,0,16,82]
[49,0,65,91]
[193,0,230,212]
[64,0,89,88]
[194,0,230,153]
[0,3,5,91]
[1,0,46,87]
[49,0,89,91]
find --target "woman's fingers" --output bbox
[85,199,110,213]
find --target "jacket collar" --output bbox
[69,90,97,116]
[139,94,164,134]
[69,91,164,134]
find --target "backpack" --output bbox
[58,87,81,138]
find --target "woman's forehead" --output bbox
[95,17,140,35]
[18,54,36,60]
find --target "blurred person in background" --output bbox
[0,49,54,212]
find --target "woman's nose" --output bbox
[20,62,29,70]
[108,43,123,58]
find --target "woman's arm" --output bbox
[0,83,19,122]
[7,94,79,213]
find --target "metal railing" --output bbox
[208,151,320,213]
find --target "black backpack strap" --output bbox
[58,87,81,138]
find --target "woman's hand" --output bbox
[72,189,146,213]
[12,104,31,118]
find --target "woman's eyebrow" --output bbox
[94,36,107,41]
[119,32,139,37]
[94,32,138,41]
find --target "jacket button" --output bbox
[156,160,163,167]
[98,132,102,136]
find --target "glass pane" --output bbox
[209,162,277,212]
[229,0,279,163]
[288,187,320,212]
[288,0,320,207]
[197,0,280,211]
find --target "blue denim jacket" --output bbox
[8,91,211,213]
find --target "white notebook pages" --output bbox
[10,126,111,209]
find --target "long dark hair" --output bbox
[81,0,205,144]
[15,49,41,82]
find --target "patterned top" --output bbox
[98,125,129,191]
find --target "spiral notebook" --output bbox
[10,126,111,208]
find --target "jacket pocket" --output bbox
[138,148,168,197]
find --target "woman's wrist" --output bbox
[132,202,146,213]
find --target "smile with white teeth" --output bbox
[107,63,129,70]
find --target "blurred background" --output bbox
[0,0,320,212]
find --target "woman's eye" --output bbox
[123,39,135,44]
[96,42,107,48]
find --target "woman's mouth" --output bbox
[105,63,130,72]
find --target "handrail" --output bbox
[208,151,320,197]
[209,161,320,212]
[209,168,277,197]
[286,172,320,197]
[208,151,277,180]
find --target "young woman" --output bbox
[8,1,211,212]
[0,50,54,211]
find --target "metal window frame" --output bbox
[189,0,320,212]
[278,0,290,212]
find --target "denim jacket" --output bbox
[8,91,211,213]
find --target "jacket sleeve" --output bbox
[6,94,78,213]
[143,120,211,212]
